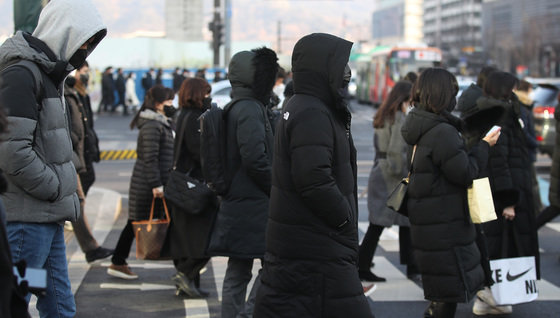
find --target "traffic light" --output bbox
[208,21,224,49]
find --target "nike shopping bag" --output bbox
[489,256,538,305]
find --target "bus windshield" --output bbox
[388,49,441,82]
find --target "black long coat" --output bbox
[477,97,540,277]
[401,107,489,303]
[162,106,217,258]
[253,33,373,318]
[128,110,174,221]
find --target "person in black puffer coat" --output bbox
[206,47,278,318]
[107,85,175,280]
[401,68,500,318]
[161,78,218,298]
[253,33,374,318]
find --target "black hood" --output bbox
[228,47,278,105]
[401,108,462,146]
[291,33,353,109]
[461,95,507,141]
[457,83,483,114]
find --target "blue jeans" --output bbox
[7,222,75,318]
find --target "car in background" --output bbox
[210,80,232,108]
[531,80,560,156]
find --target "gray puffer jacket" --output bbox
[0,0,106,223]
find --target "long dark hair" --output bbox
[179,78,211,109]
[373,81,412,128]
[130,85,174,129]
[483,71,518,101]
[412,68,458,114]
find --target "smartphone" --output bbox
[485,125,501,137]
[13,266,47,294]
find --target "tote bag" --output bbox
[132,197,170,260]
[468,177,497,223]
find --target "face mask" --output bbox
[164,105,177,118]
[80,74,89,86]
[69,49,88,69]
[342,64,352,88]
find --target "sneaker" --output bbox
[363,283,377,297]
[85,247,114,263]
[359,270,386,282]
[171,272,203,298]
[107,264,138,280]
[477,286,498,307]
[473,297,512,315]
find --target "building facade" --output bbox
[371,0,423,46]
[165,0,204,42]
[482,0,560,77]
[423,0,483,73]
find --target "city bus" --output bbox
[355,45,442,106]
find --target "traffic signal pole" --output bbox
[210,0,223,68]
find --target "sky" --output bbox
[0,0,374,53]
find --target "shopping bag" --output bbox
[468,177,497,223]
[489,256,538,305]
[132,197,170,260]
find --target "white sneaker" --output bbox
[477,287,498,307]
[473,297,512,315]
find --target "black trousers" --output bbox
[111,219,135,265]
[536,205,560,229]
[358,222,418,275]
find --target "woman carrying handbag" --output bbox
[107,85,175,280]
[161,78,218,298]
[358,81,418,283]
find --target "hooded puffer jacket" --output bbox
[0,0,106,223]
[401,107,489,303]
[206,48,277,258]
[253,33,373,318]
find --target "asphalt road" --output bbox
[58,101,560,317]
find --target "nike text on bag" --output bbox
[468,177,497,223]
[489,256,538,305]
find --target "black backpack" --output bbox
[199,98,253,195]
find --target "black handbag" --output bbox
[386,145,416,216]
[164,110,216,215]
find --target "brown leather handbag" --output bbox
[132,197,170,260]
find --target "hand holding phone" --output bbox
[483,125,501,146]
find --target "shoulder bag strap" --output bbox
[172,110,192,170]
[406,145,417,179]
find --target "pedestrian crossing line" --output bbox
[99,149,137,160]
[545,222,560,233]
[358,222,400,252]
[183,299,209,317]
[369,256,424,301]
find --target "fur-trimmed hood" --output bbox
[137,109,171,128]
[228,47,279,104]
